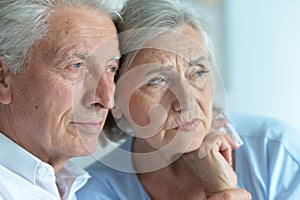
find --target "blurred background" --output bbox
[199,0,300,131]
[111,0,300,130]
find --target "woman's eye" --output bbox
[187,63,209,78]
[196,69,210,76]
[146,77,167,87]
[152,77,164,83]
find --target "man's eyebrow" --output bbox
[64,52,89,60]
[65,53,121,64]
[108,55,121,63]
[144,65,173,76]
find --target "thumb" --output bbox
[198,131,221,159]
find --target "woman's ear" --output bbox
[0,59,12,104]
[111,106,123,119]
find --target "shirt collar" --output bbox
[56,161,91,199]
[0,132,91,198]
[0,132,44,184]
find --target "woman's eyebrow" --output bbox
[189,56,207,65]
[144,65,173,76]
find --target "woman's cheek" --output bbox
[129,94,151,127]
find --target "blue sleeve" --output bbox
[76,172,119,200]
[76,153,150,200]
[228,112,300,200]
[76,166,150,200]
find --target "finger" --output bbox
[212,118,228,129]
[198,132,233,165]
[198,132,220,159]
[223,134,240,150]
[215,134,234,165]
[208,188,252,200]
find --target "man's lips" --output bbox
[175,119,201,132]
[73,122,103,134]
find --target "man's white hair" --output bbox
[0,0,118,74]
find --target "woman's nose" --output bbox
[171,78,196,112]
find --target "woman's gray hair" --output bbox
[117,0,212,76]
[104,0,213,141]
[0,0,119,74]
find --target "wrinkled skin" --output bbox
[0,7,120,171]
[115,25,251,199]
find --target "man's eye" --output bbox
[107,65,117,73]
[72,63,83,69]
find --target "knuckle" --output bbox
[222,191,232,200]
[243,189,252,199]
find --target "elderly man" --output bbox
[0,0,119,199]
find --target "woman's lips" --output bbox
[176,119,201,132]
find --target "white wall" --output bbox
[224,0,300,130]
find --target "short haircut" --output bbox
[0,0,119,74]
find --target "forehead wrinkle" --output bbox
[136,49,189,76]
[46,13,117,62]
[144,65,173,77]
[50,34,117,66]
[146,41,205,63]
[50,44,86,66]
[67,26,117,38]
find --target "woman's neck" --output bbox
[132,137,181,172]
[132,138,206,200]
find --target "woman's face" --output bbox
[115,25,214,153]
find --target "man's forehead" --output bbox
[47,6,116,35]
[39,7,119,66]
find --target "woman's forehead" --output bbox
[132,47,208,66]
[135,28,206,61]
[145,25,206,50]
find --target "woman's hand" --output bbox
[181,129,238,196]
[208,188,252,200]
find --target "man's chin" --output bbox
[75,136,100,156]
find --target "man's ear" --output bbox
[0,59,12,104]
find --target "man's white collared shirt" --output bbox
[0,133,90,200]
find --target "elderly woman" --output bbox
[77,0,249,199]
[77,0,300,199]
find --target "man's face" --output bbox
[6,7,120,162]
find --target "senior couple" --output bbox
[0,0,299,200]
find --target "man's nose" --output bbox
[91,74,115,109]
